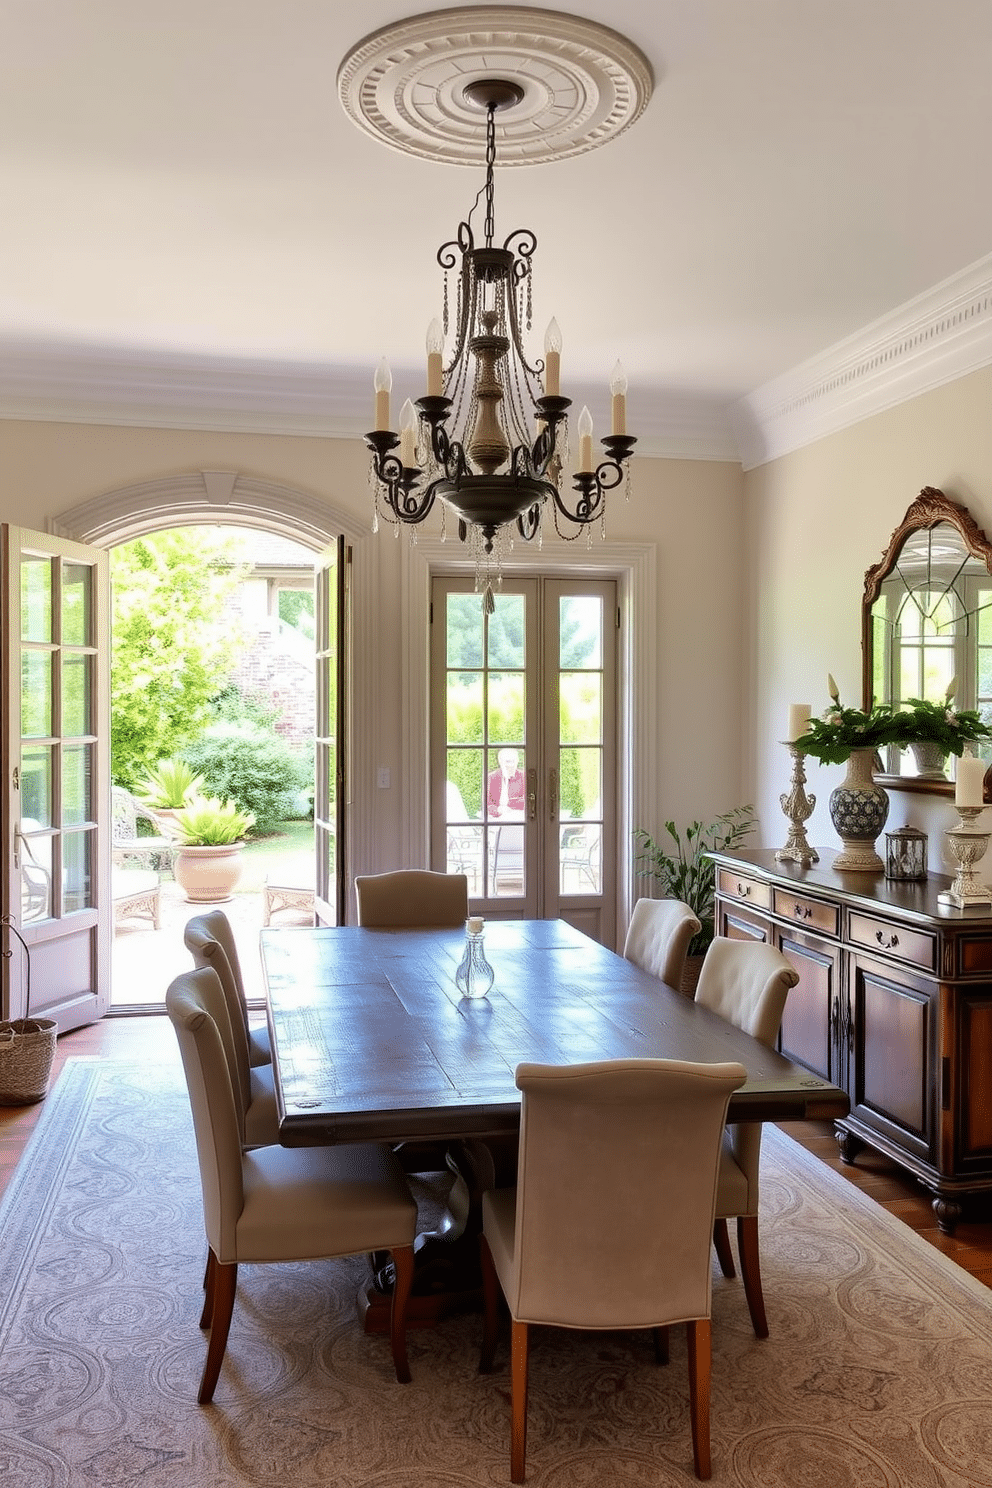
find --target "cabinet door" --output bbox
[715,899,768,943]
[776,929,843,1085]
[849,955,935,1163]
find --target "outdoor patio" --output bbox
[112,829,315,1009]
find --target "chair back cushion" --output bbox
[166,967,246,1255]
[695,939,799,1046]
[507,1058,745,1330]
[355,870,468,927]
[623,897,702,987]
[184,914,252,1122]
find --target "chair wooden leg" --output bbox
[200,1249,216,1329]
[479,1235,501,1374]
[712,1217,736,1277]
[737,1214,768,1338]
[510,1318,529,1484]
[653,1325,670,1365]
[686,1318,712,1480]
[198,1260,237,1405]
[389,1244,414,1384]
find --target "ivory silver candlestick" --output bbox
[937,805,992,908]
[776,744,819,868]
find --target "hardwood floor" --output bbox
[3,1012,992,1290]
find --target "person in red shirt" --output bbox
[487,748,525,818]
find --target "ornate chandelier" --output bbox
[365,78,636,593]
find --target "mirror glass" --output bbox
[863,488,992,791]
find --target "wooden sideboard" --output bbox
[711,846,992,1232]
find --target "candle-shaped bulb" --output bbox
[426,318,444,397]
[543,317,562,396]
[577,404,594,473]
[609,359,628,435]
[374,357,392,431]
[399,398,417,468]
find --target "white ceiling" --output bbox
[3,1,992,464]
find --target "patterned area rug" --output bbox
[2,1058,992,1487]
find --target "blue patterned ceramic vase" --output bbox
[829,747,889,871]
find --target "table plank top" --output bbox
[261,920,849,1145]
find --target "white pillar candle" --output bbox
[956,756,986,808]
[789,703,812,741]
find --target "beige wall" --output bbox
[1,418,745,922]
[743,365,992,863]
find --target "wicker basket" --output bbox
[0,915,56,1105]
[0,1018,57,1105]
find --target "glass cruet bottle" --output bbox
[455,915,495,999]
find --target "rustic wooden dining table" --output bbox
[260,918,849,1328]
[260,917,849,1143]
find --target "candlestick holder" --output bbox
[776,744,819,868]
[937,806,992,909]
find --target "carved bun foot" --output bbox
[834,1127,863,1165]
[932,1196,962,1235]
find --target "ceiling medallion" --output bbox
[337,6,654,166]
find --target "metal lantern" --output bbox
[885,826,928,881]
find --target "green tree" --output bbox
[111,529,250,788]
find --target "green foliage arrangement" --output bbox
[184,722,312,835]
[172,796,256,846]
[134,757,205,809]
[890,681,992,756]
[634,805,757,956]
[793,675,899,764]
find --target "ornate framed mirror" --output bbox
[863,487,992,793]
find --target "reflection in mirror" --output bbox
[863,488,992,792]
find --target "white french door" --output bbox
[2,526,111,1028]
[314,536,348,925]
[430,574,617,945]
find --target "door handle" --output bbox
[527,768,538,821]
[548,768,558,822]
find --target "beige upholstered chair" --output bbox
[354,869,469,928]
[184,908,270,1066]
[184,913,277,1148]
[695,938,799,1338]
[167,968,417,1402]
[623,897,702,992]
[479,1058,747,1482]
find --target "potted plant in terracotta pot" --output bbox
[135,757,207,838]
[171,796,256,903]
[634,805,756,994]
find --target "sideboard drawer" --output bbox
[716,869,772,911]
[848,911,936,972]
[773,888,840,938]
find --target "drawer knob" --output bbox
[794,903,812,920]
[736,881,751,898]
[875,929,899,950]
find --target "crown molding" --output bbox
[733,253,992,471]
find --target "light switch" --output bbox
[377,767,391,789]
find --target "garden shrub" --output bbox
[184,722,311,835]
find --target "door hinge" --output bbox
[12,766,19,790]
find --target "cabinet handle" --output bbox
[875,929,899,950]
[736,881,751,898]
[794,903,812,920]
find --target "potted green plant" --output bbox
[794,676,901,871]
[135,757,206,837]
[890,680,991,779]
[171,796,256,903]
[634,805,757,991]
